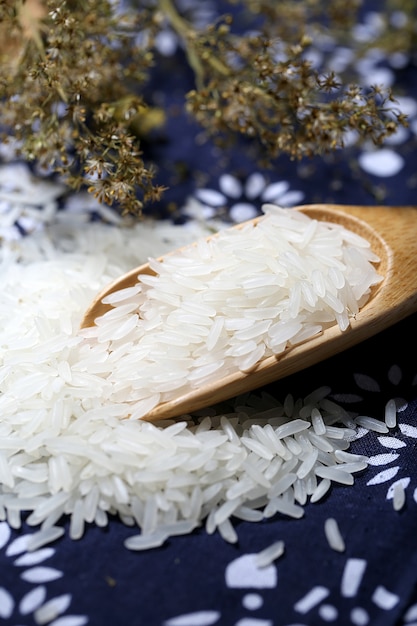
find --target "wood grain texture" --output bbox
[80,204,417,421]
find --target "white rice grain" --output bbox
[314,465,354,485]
[393,482,406,511]
[263,497,305,519]
[255,540,285,567]
[217,518,239,543]
[311,408,326,435]
[34,594,72,625]
[0,192,388,552]
[26,526,65,552]
[124,530,169,551]
[324,517,345,552]
[385,398,398,428]
[354,416,389,433]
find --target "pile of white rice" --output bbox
[0,199,391,551]
[82,203,382,419]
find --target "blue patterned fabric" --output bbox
[1,2,417,625]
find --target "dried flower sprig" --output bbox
[0,0,165,215]
[162,0,407,159]
[0,0,412,217]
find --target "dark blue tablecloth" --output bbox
[1,2,417,625]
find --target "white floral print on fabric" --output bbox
[311,9,417,179]
[334,365,416,508]
[366,416,417,509]
[403,600,417,625]
[294,557,399,624]
[351,10,414,88]
[352,38,417,178]
[163,552,401,626]
[192,173,305,223]
[358,149,405,177]
[0,522,88,625]
[163,363,414,626]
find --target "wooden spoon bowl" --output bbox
[80,204,417,421]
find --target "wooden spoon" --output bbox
[80,204,417,421]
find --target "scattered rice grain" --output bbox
[324,517,345,552]
[385,399,398,429]
[354,416,389,433]
[393,482,406,511]
[255,540,285,567]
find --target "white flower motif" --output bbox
[358,149,405,177]
[332,365,415,507]
[377,436,406,450]
[353,373,381,393]
[293,557,400,624]
[366,466,400,486]
[192,172,305,223]
[335,365,409,410]
[399,423,417,439]
[403,600,417,624]
[353,53,416,178]
[365,421,417,508]
[387,477,411,498]
[0,521,88,625]
[367,452,400,467]
[307,8,416,178]
[352,11,416,88]
[164,548,402,625]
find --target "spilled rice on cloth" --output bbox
[0,199,394,551]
